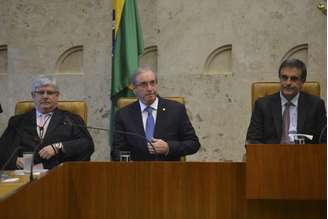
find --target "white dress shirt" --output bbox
[36,111,53,139]
[139,97,158,132]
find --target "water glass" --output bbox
[119,151,131,162]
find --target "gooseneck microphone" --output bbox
[0,146,22,180]
[63,116,158,159]
[30,115,52,182]
[318,125,327,144]
[29,141,42,182]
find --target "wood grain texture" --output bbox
[68,162,246,219]
[246,144,326,200]
[0,161,325,219]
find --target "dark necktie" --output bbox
[281,102,292,144]
[145,107,155,141]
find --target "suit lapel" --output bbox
[271,93,282,139]
[23,110,39,140]
[130,102,146,138]
[17,110,41,147]
[43,108,62,141]
[154,98,167,138]
[297,92,306,133]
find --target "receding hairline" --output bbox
[131,67,157,85]
[278,58,307,82]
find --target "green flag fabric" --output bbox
[110,0,144,146]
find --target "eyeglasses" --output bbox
[33,90,58,96]
[135,80,157,88]
[280,75,300,82]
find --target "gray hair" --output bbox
[32,75,58,92]
[131,66,157,85]
[278,58,307,82]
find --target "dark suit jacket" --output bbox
[246,91,327,144]
[0,108,94,169]
[111,97,201,161]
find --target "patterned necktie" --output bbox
[145,107,155,142]
[38,113,51,139]
[281,102,292,144]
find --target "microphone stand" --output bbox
[318,125,327,144]
[29,142,42,182]
[63,119,158,160]
[30,126,45,182]
[0,147,22,180]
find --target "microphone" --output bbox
[29,141,42,182]
[30,115,51,182]
[288,132,313,144]
[318,125,327,144]
[0,146,22,180]
[1,117,44,182]
[63,116,158,159]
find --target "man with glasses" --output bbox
[0,75,94,169]
[246,58,326,144]
[111,66,200,161]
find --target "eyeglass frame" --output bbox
[134,80,157,88]
[279,75,302,82]
[32,90,59,96]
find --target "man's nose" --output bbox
[146,83,153,90]
[285,78,292,85]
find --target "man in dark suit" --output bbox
[111,67,200,161]
[246,58,326,144]
[0,75,94,169]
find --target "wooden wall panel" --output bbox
[0,161,325,219]
[246,144,326,200]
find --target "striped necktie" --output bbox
[281,101,292,144]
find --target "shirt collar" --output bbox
[36,110,53,118]
[139,97,159,112]
[280,91,299,107]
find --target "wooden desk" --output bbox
[0,162,246,219]
[246,144,326,219]
[0,161,325,219]
[0,171,29,200]
[246,144,326,200]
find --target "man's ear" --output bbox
[131,86,136,95]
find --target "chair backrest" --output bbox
[251,81,320,109]
[117,96,186,161]
[117,96,185,109]
[15,100,88,123]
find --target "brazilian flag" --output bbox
[110,0,144,143]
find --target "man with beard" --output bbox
[246,58,326,144]
[0,75,94,169]
[111,66,200,161]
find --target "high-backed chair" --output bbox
[251,81,320,110]
[117,96,185,109]
[15,100,88,123]
[117,96,186,161]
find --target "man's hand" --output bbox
[39,145,57,160]
[147,138,169,155]
[16,157,24,169]
[16,157,45,169]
